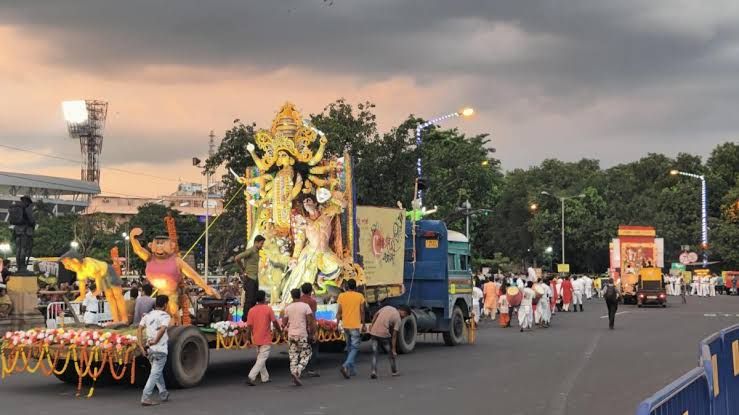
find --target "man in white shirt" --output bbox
[517,282,536,332]
[584,276,594,300]
[82,283,99,326]
[572,276,585,312]
[138,295,171,406]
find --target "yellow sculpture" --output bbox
[60,254,128,325]
[237,102,339,236]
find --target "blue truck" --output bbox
[361,215,474,353]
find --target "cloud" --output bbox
[0,0,737,193]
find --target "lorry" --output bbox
[636,267,667,307]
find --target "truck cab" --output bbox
[637,267,667,307]
[386,220,473,351]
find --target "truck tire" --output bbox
[164,326,209,388]
[397,315,417,354]
[443,306,466,346]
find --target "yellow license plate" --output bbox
[425,239,439,248]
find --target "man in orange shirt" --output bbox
[336,279,365,379]
[482,278,499,321]
[244,290,282,386]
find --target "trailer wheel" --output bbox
[53,359,78,384]
[397,315,417,354]
[164,326,209,389]
[443,306,466,346]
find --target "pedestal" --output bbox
[4,272,45,332]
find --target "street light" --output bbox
[70,241,80,249]
[415,106,475,202]
[122,232,130,275]
[530,203,538,211]
[0,242,11,256]
[540,191,586,265]
[670,169,708,266]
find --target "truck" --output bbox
[636,267,667,307]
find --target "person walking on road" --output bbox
[572,275,584,312]
[603,278,620,330]
[299,283,320,377]
[498,285,511,328]
[244,290,281,386]
[337,279,365,379]
[482,278,499,321]
[518,281,535,332]
[680,278,687,304]
[561,276,574,312]
[138,295,171,406]
[282,288,314,386]
[235,235,265,318]
[368,304,410,379]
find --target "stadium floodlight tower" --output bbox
[62,100,109,183]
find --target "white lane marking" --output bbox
[600,311,631,319]
[704,313,717,317]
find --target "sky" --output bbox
[1,0,738,197]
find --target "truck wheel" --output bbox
[164,326,209,388]
[397,315,417,354]
[54,359,78,384]
[443,306,466,346]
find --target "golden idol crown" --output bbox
[254,102,319,168]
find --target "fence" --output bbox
[45,300,113,329]
[636,324,739,415]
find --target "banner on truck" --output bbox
[356,206,406,287]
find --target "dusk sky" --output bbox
[1,1,738,197]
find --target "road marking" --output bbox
[600,311,631,319]
[549,332,602,415]
[704,313,717,317]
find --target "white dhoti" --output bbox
[518,305,533,329]
[535,299,551,324]
[573,291,583,305]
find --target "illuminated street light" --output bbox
[545,246,554,254]
[415,106,475,201]
[70,241,80,249]
[530,203,538,211]
[62,100,88,124]
[670,169,708,266]
[0,242,11,255]
[481,160,489,166]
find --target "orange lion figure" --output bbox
[60,253,128,325]
[129,227,219,324]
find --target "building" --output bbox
[83,182,224,224]
[0,171,100,221]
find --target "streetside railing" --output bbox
[636,324,739,415]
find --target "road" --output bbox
[2,295,738,415]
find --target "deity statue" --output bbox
[60,253,128,325]
[280,190,347,303]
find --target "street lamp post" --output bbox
[415,107,474,202]
[670,170,709,266]
[539,191,585,265]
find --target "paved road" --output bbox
[2,295,738,415]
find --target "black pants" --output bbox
[306,341,319,372]
[243,277,259,317]
[370,336,397,374]
[606,301,618,328]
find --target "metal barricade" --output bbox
[636,367,712,415]
[45,300,112,328]
[718,324,739,415]
[699,333,724,415]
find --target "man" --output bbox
[472,282,483,324]
[138,295,171,406]
[368,304,410,379]
[680,278,687,304]
[282,288,314,386]
[126,287,139,325]
[603,278,620,330]
[482,278,499,321]
[534,280,551,328]
[134,284,156,325]
[572,275,584,312]
[0,284,12,318]
[10,196,34,271]
[561,276,574,312]
[244,290,281,386]
[299,282,320,377]
[0,259,10,284]
[336,278,365,379]
[83,283,99,326]
[518,281,535,332]
[235,235,266,317]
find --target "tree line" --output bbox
[22,99,739,275]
